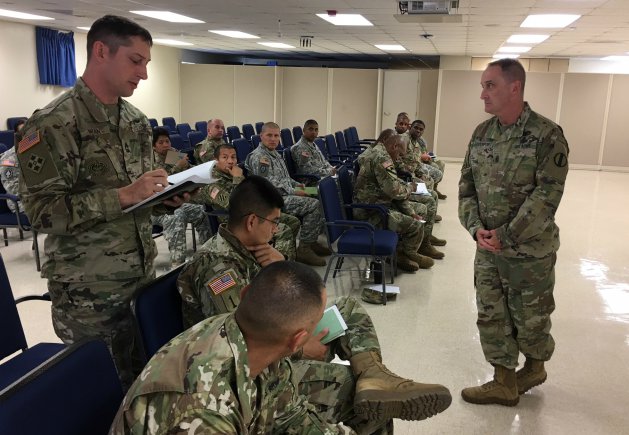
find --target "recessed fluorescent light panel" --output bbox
[497,46,531,54]
[130,11,204,23]
[258,42,295,49]
[521,14,580,28]
[507,34,549,44]
[210,30,259,39]
[602,55,629,61]
[493,54,520,59]
[153,39,194,46]
[0,8,53,20]
[316,13,373,26]
[77,26,90,31]
[375,44,406,51]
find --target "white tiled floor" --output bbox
[3,164,629,434]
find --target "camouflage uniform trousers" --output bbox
[47,275,153,390]
[293,296,392,434]
[355,208,424,253]
[409,194,436,239]
[474,249,557,369]
[432,158,445,173]
[274,213,300,260]
[153,203,212,264]
[421,162,443,184]
[282,194,324,244]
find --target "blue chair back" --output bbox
[162,117,177,133]
[187,131,205,148]
[242,124,255,141]
[148,118,158,129]
[325,134,340,156]
[344,128,355,147]
[335,131,349,153]
[233,138,253,163]
[280,128,294,148]
[195,121,208,135]
[254,121,264,134]
[292,126,303,143]
[0,253,28,360]
[251,134,261,149]
[337,166,355,219]
[169,134,186,151]
[348,126,360,144]
[318,177,346,243]
[226,126,242,142]
[0,338,123,435]
[133,266,185,361]
[283,148,297,178]
[0,131,14,149]
[6,117,27,132]
[176,123,192,138]
[315,138,328,158]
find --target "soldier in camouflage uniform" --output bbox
[291,119,336,177]
[245,122,330,266]
[193,118,226,163]
[193,143,299,260]
[0,147,25,213]
[394,112,410,134]
[151,127,211,267]
[177,176,451,431]
[413,120,447,199]
[459,58,569,406]
[354,130,434,272]
[16,16,186,390]
[112,262,365,434]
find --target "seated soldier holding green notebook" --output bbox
[177,175,452,431]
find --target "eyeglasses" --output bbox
[241,212,281,228]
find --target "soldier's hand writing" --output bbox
[229,165,243,177]
[247,243,284,266]
[118,169,169,208]
[295,189,307,197]
[421,153,431,162]
[302,328,330,361]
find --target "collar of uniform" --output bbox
[218,224,258,262]
[74,77,110,123]
[261,145,279,157]
[297,137,315,147]
[496,102,532,137]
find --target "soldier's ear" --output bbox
[288,329,310,354]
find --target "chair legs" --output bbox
[33,231,41,272]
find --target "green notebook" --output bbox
[296,186,318,197]
[313,305,348,345]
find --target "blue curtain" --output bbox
[35,27,77,87]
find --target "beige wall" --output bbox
[280,67,329,134]
[418,70,439,146]
[330,69,379,139]
[603,75,629,168]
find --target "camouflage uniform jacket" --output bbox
[245,144,299,196]
[194,166,244,210]
[290,137,334,177]
[178,224,260,328]
[111,313,352,434]
[153,148,187,175]
[355,142,415,216]
[459,102,569,258]
[0,147,24,213]
[397,135,429,179]
[194,136,225,163]
[17,78,157,282]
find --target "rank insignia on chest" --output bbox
[26,154,46,174]
[208,272,236,295]
[18,130,41,154]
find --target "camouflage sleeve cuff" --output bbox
[470,225,482,240]
[495,225,514,248]
[103,189,124,221]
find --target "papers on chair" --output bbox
[313,305,348,345]
[123,161,217,213]
[366,285,400,294]
[413,182,430,196]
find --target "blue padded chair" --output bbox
[251,134,261,149]
[254,121,264,134]
[339,129,366,154]
[0,131,14,149]
[242,123,255,141]
[282,148,320,185]
[162,117,177,134]
[187,130,205,148]
[315,138,343,167]
[318,176,397,305]
[0,183,41,271]
[6,117,27,132]
[0,144,6,154]
[148,118,158,129]
[292,126,303,143]
[176,123,192,138]
[169,133,187,151]
[0,253,64,391]
[132,265,185,362]
[0,338,123,435]
[280,128,294,148]
[324,134,353,165]
[195,121,208,135]
[226,126,242,143]
[348,126,375,146]
[232,138,253,163]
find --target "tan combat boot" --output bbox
[310,241,332,256]
[418,241,445,260]
[295,244,326,266]
[516,358,547,394]
[396,252,419,272]
[350,351,452,421]
[406,250,435,268]
[461,365,519,406]
[430,234,447,246]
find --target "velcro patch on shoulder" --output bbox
[18,130,41,154]
[260,157,270,165]
[208,272,236,295]
[210,187,220,199]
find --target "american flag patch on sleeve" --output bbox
[18,130,41,154]
[208,272,236,295]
